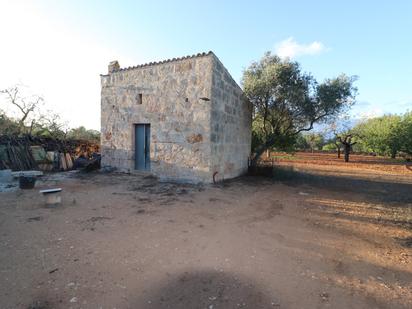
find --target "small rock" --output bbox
[320,292,329,301]
[70,297,78,303]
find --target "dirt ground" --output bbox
[0,160,412,308]
[271,152,412,180]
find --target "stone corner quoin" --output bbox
[100,51,252,183]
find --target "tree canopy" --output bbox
[67,126,100,142]
[1,85,100,142]
[242,52,357,160]
[352,112,412,157]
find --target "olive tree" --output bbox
[352,115,402,158]
[398,112,412,155]
[0,85,69,138]
[242,52,357,164]
[337,133,357,162]
[0,85,43,135]
[304,133,325,153]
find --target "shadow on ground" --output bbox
[131,270,277,309]
[247,165,412,205]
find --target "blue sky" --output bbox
[0,0,411,129]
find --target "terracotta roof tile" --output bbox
[112,51,214,73]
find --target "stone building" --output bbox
[100,51,252,183]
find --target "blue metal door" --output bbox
[135,124,150,170]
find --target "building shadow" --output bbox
[247,165,412,205]
[299,172,411,205]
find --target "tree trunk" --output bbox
[391,150,397,159]
[250,136,278,166]
[250,145,269,166]
[344,144,350,162]
[337,147,341,158]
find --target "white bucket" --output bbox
[40,188,62,207]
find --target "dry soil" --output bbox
[0,166,411,309]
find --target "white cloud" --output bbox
[357,108,384,120]
[352,98,411,120]
[275,37,328,59]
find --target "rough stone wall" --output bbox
[209,55,252,181]
[101,52,251,183]
[101,55,213,183]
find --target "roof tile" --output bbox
[112,51,213,73]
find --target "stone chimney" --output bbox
[108,61,120,73]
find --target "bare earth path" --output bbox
[0,170,411,308]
